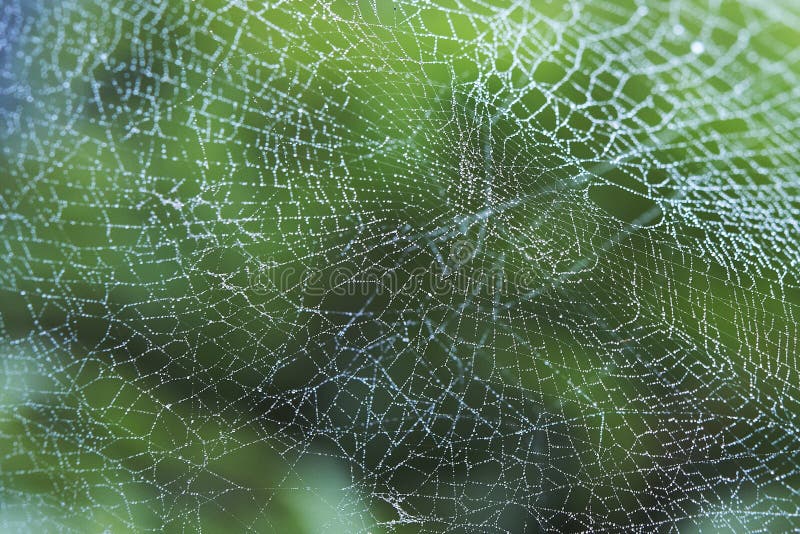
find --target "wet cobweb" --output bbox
[1,0,800,531]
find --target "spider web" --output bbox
[1,0,800,531]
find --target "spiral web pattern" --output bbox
[1,0,800,531]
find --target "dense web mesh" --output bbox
[1,0,800,531]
